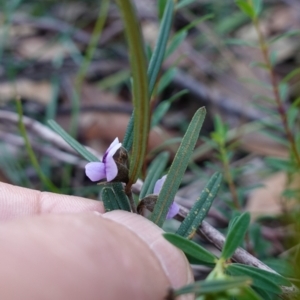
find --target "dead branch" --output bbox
[0,110,100,159]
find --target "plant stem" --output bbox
[253,18,300,168]
[219,143,240,210]
[16,99,59,193]
[223,156,240,210]
[125,184,137,213]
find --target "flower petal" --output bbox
[166,202,180,219]
[153,175,167,194]
[85,162,106,182]
[105,157,118,181]
[106,137,120,154]
[103,138,121,162]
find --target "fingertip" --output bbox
[0,182,105,220]
[103,211,194,291]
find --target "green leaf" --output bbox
[151,90,188,128]
[176,172,222,238]
[165,14,213,58]
[279,82,289,101]
[231,264,291,287]
[157,0,167,20]
[237,287,263,300]
[262,258,294,278]
[249,61,269,70]
[173,277,251,296]
[150,107,206,227]
[227,264,283,294]
[48,120,99,162]
[268,30,300,44]
[139,151,170,199]
[111,183,131,212]
[252,288,274,300]
[117,0,150,185]
[148,0,174,95]
[16,101,58,193]
[101,187,120,212]
[265,157,296,172]
[165,31,187,58]
[281,67,300,84]
[122,113,134,151]
[221,212,250,259]
[176,0,196,10]
[121,0,174,154]
[163,233,217,265]
[157,67,177,94]
[235,0,256,19]
[225,38,257,47]
[251,0,263,16]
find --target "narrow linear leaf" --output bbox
[252,0,263,16]
[122,0,174,152]
[165,14,214,59]
[165,31,187,58]
[48,120,99,162]
[117,0,149,185]
[111,182,131,212]
[140,151,170,199]
[178,14,214,35]
[237,287,263,300]
[173,277,251,296]
[229,263,291,287]
[227,264,282,294]
[281,68,300,84]
[150,107,206,227]
[163,233,217,265]
[122,113,134,151]
[157,0,167,20]
[148,0,174,94]
[221,212,251,260]
[235,0,256,19]
[157,67,177,94]
[176,172,222,237]
[253,287,275,300]
[151,90,188,128]
[176,0,195,10]
[101,187,120,212]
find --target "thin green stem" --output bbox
[71,0,110,137]
[219,145,240,210]
[16,99,59,193]
[253,18,300,168]
[125,184,137,213]
[63,1,109,186]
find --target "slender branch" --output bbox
[0,131,86,167]
[0,110,100,158]
[253,18,300,167]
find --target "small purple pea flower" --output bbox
[154,175,180,219]
[85,137,122,182]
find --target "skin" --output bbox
[0,182,194,300]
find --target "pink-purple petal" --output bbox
[105,156,118,182]
[153,175,167,194]
[106,137,120,154]
[166,202,180,219]
[106,142,122,159]
[85,162,106,182]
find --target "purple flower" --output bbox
[85,138,122,182]
[154,175,180,219]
